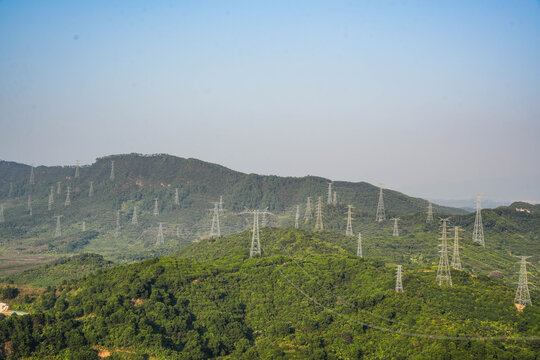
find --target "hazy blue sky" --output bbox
[1,1,539,204]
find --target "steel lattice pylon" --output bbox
[376,185,385,222]
[436,218,452,286]
[514,256,532,307]
[472,194,485,247]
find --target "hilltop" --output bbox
[0,228,538,359]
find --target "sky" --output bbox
[1,0,539,205]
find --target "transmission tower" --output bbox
[392,217,400,237]
[219,195,224,214]
[27,195,32,216]
[57,181,61,194]
[333,191,337,205]
[346,205,354,236]
[210,202,221,238]
[427,200,434,223]
[74,160,80,178]
[48,187,54,210]
[82,221,86,232]
[115,210,120,236]
[0,203,4,223]
[54,215,63,238]
[110,160,115,181]
[315,196,324,230]
[172,188,179,206]
[262,210,269,227]
[156,222,164,245]
[295,205,300,229]
[65,186,71,206]
[304,197,312,221]
[514,256,532,307]
[250,211,261,257]
[436,218,452,286]
[132,206,138,225]
[153,198,159,216]
[375,184,385,222]
[327,182,333,204]
[357,232,362,257]
[29,166,35,185]
[8,183,13,198]
[89,181,94,197]
[176,225,180,238]
[472,194,485,247]
[395,265,404,292]
[451,226,462,269]
[241,209,274,257]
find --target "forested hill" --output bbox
[0,153,465,214]
[0,228,538,359]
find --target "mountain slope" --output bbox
[0,229,538,359]
[0,153,467,264]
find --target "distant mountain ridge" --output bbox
[0,153,473,264]
[0,153,466,215]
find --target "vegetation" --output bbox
[0,154,538,358]
[0,229,538,359]
[5,253,113,287]
[0,154,466,266]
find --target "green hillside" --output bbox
[0,153,467,266]
[0,229,538,359]
[5,253,113,287]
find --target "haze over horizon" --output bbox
[1,1,539,204]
